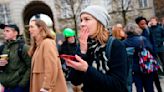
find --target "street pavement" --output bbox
[67,75,164,92]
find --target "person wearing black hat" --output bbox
[0,23,31,92]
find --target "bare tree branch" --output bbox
[125,0,131,11]
[112,0,132,25]
[121,0,124,11]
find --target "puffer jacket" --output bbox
[0,38,31,88]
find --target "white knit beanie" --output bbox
[80,5,110,29]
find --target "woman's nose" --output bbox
[80,21,86,27]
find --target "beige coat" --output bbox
[30,38,67,92]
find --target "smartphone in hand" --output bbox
[58,54,76,61]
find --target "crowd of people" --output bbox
[0,5,164,92]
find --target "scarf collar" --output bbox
[87,38,110,74]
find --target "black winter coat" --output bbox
[149,25,164,52]
[69,39,128,92]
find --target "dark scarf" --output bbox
[87,38,110,74]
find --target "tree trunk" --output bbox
[122,10,127,25]
[73,14,77,34]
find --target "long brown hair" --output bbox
[91,22,110,45]
[28,19,55,56]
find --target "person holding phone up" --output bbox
[63,5,128,92]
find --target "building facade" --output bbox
[153,0,164,19]
[0,0,156,43]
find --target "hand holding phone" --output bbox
[58,54,76,61]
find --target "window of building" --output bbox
[0,4,12,24]
[139,0,148,8]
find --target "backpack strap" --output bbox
[0,45,5,55]
[105,36,115,61]
[17,42,24,62]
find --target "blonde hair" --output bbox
[112,24,125,39]
[91,22,110,45]
[28,19,55,56]
[150,16,158,21]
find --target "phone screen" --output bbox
[58,54,76,61]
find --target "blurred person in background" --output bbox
[135,16,150,41]
[112,23,126,40]
[161,17,164,29]
[123,23,156,92]
[59,28,82,92]
[0,24,31,92]
[148,17,164,92]
[136,16,163,92]
[59,28,77,75]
